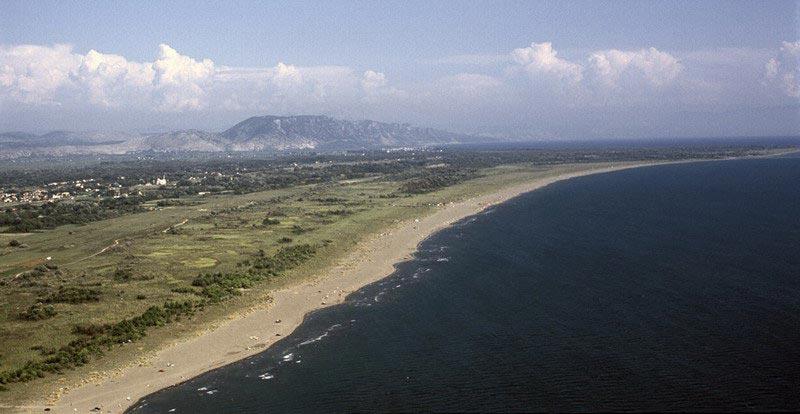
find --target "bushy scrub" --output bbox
[290,224,310,234]
[42,286,101,304]
[399,167,477,194]
[0,300,198,385]
[19,303,57,321]
[2,244,318,386]
[251,244,316,274]
[262,217,280,225]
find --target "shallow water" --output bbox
[131,157,800,412]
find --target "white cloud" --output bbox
[510,42,583,83]
[0,44,80,105]
[504,43,683,105]
[360,70,406,104]
[270,62,303,89]
[766,41,800,97]
[0,44,396,115]
[153,44,214,86]
[361,70,387,92]
[587,47,682,89]
[153,44,215,110]
[0,41,796,138]
[0,43,216,110]
[77,49,154,107]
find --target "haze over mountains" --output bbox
[0,115,485,158]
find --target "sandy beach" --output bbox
[19,160,708,412]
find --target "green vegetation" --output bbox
[399,167,477,194]
[1,198,145,233]
[41,286,101,304]
[0,300,197,385]
[1,243,317,385]
[19,303,56,321]
[192,244,316,302]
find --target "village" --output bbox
[1,175,170,204]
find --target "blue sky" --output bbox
[0,0,798,138]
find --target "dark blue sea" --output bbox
[131,156,800,412]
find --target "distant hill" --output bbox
[0,115,486,158]
[141,129,227,152]
[220,115,476,151]
[0,131,140,157]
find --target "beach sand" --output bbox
[22,161,682,412]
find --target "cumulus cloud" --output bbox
[587,47,682,89]
[361,70,387,91]
[153,44,215,110]
[0,43,217,110]
[76,49,154,107]
[510,42,583,83]
[0,41,796,138]
[0,43,393,114]
[360,70,406,104]
[0,44,81,105]
[766,41,800,97]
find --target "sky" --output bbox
[0,0,798,139]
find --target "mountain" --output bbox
[0,131,140,158]
[221,115,475,151]
[141,130,227,152]
[0,115,487,158]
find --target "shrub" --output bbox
[290,225,309,234]
[8,239,20,247]
[399,167,477,194]
[262,217,280,225]
[42,286,101,304]
[251,244,316,274]
[326,209,353,217]
[19,303,57,321]
[112,267,133,282]
[0,299,198,385]
[192,272,261,302]
[0,243,319,387]
[72,323,108,336]
[191,244,316,301]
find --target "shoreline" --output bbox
[28,154,794,412]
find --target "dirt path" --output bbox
[9,218,189,279]
[9,237,121,279]
[62,239,121,267]
[161,218,188,233]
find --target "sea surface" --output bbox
[131,156,800,412]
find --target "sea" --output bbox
[130,155,800,412]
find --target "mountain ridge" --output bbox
[0,115,487,158]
